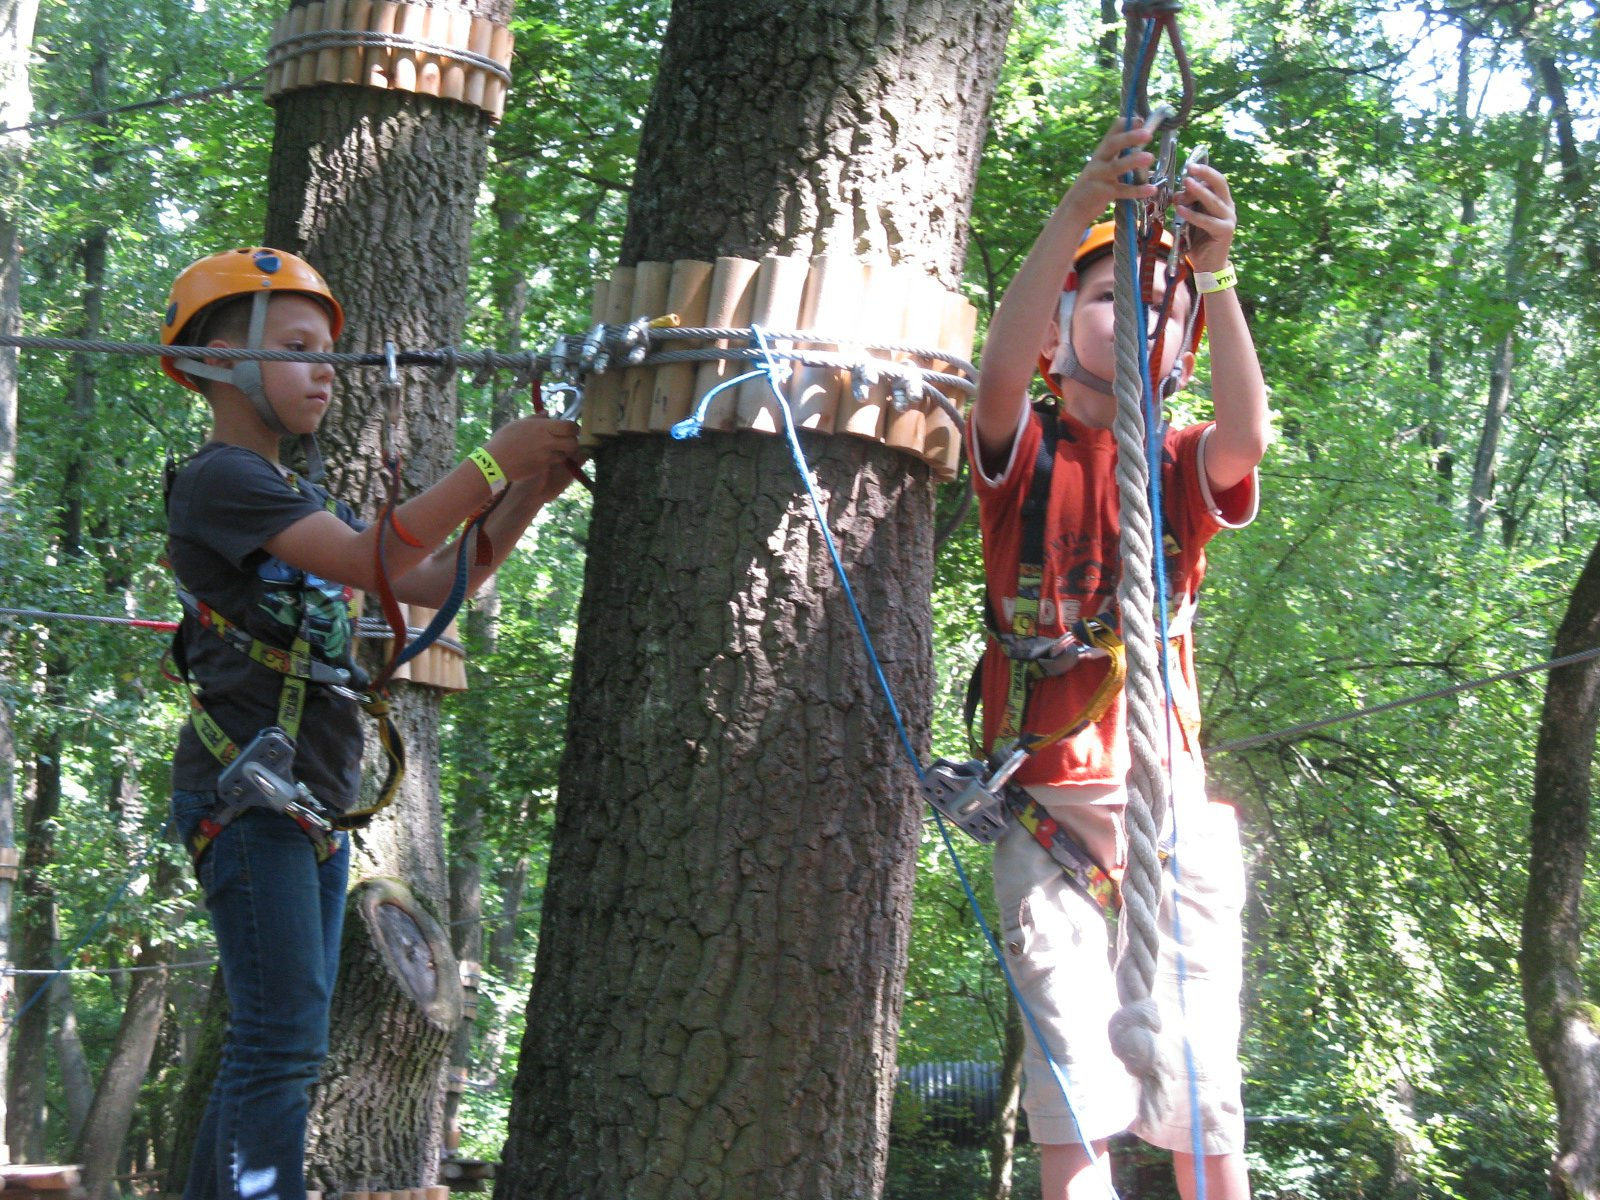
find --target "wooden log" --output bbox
[387,605,467,692]
[340,0,372,83]
[442,10,472,101]
[577,276,611,448]
[922,290,977,479]
[648,259,714,433]
[834,259,903,440]
[391,2,426,93]
[417,5,444,96]
[692,257,761,432]
[279,7,309,95]
[735,254,810,433]
[264,12,289,97]
[366,0,399,88]
[786,255,862,433]
[618,261,674,433]
[294,2,324,90]
[464,16,494,109]
[582,266,634,440]
[485,24,513,118]
[315,0,348,83]
[885,272,942,457]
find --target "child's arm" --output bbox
[972,119,1158,470]
[262,414,583,602]
[1174,162,1269,493]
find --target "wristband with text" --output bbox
[1194,264,1238,295]
[468,446,508,495]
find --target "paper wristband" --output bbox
[1194,264,1238,295]
[468,446,508,494]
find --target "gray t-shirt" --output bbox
[166,443,367,811]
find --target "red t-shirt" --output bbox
[970,403,1257,789]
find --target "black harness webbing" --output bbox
[164,458,405,863]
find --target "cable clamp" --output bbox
[579,323,607,374]
[890,366,926,412]
[379,340,404,462]
[850,363,879,404]
[621,315,654,366]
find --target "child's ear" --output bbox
[1041,316,1063,363]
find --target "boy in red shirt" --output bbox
[968,119,1270,1199]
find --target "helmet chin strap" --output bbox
[1049,290,1114,397]
[181,291,326,481]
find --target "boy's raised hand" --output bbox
[1175,161,1237,273]
[1059,118,1160,226]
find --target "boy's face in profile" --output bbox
[1044,254,1196,426]
[210,293,338,437]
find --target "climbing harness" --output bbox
[162,456,409,863]
[920,762,1123,916]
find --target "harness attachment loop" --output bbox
[919,759,1122,916]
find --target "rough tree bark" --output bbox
[498,3,1012,1197]
[1521,530,1600,1199]
[305,879,461,1190]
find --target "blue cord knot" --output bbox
[671,416,703,440]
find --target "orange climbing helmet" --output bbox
[160,247,344,390]
[1039,221,1204,398]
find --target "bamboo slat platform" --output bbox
[580,255,978,481]
[0,1165,85,1200]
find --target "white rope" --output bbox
[1105,208,1179,1129]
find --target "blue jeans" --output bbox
[172,790,350,1200]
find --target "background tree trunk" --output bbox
[73,930,175,1200]
[1521,529,1600,1200]
[499,3,1011,1196]
[257,0,511,1185]
[0,16,36,1149]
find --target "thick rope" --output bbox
[1105,208,1179,1126]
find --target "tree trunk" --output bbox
[499,5,1010,1195]
[164,974,229,1198]
[52,971,94,1144]
[260,0,509,1183]
[1521,530,1600,1200]
[0,70,34,1110]
[74,932,174,1200]
[986,995,1025,1200]
[1467,99,1538,539]
[8,718,60,1163]
[305,879,461,1191]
